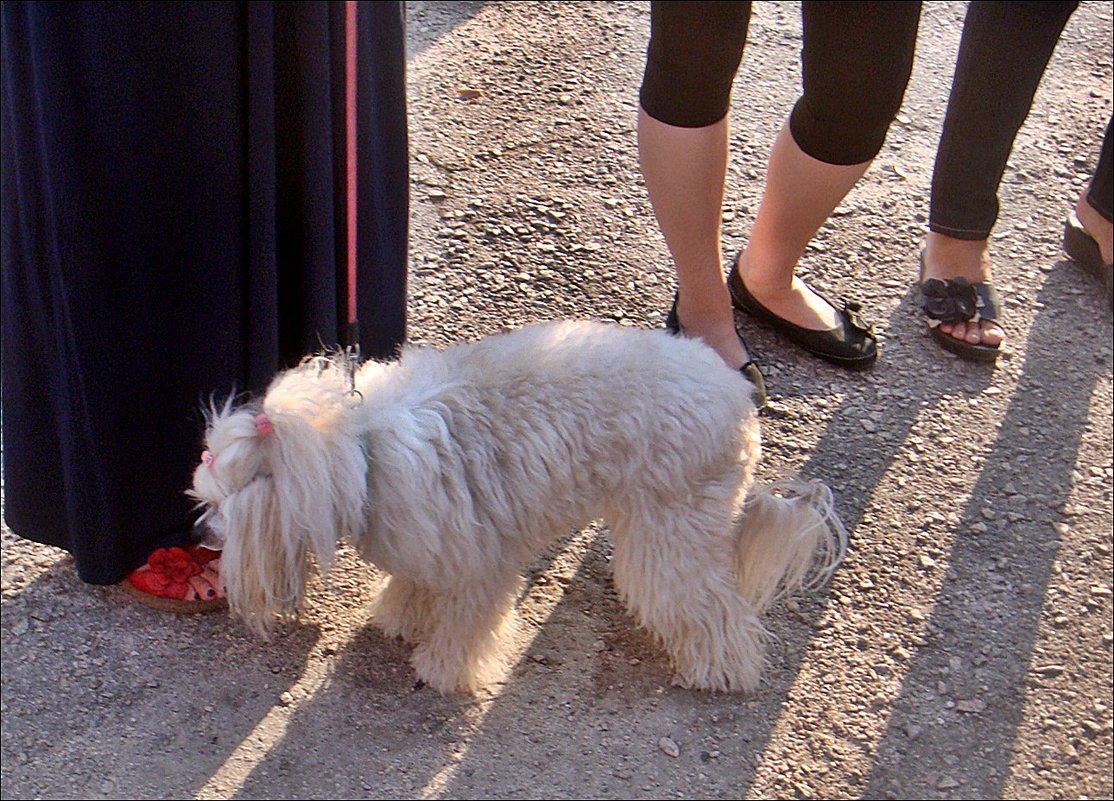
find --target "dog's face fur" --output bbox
[190,321,845,693]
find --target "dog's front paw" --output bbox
[370,577,436,644]
[410,642,507,695]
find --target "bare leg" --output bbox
[638,107,750,371]
[735,121,867,331]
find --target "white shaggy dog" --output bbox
[191,320,846,694]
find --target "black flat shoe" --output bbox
[1063,212,1114,315]
[727,259,878,370]
[918,251,1002,364]
[665,294,767,408]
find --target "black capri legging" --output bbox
[640,1,921,166]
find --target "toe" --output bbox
[947,321,968,341]
[188,575,217,600]
[981,321,1004,347]
[200,562,226,598]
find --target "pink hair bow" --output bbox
[255,413,274,437]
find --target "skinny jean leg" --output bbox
[930,1,1078,240]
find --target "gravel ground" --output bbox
[2,2,1112,799]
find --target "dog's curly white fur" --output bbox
[191,320,846,694]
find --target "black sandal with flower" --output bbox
[919,254,1003,363]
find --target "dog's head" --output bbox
[191,373,368,634]
[190,405,280,552]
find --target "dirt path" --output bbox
[3,2,1111,799]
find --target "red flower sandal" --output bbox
[120,544,227,613]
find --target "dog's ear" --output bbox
[251,406,364,566]
[198,388,367,634]
[220,473,307,634]
[205,407,326,634]
[733,480,847,612]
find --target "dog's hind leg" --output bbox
[408,571,524,694]
[371,575,438,645]
[609,487,769,693]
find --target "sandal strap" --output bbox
[922,277,1001,326]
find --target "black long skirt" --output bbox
[1,1,408,584]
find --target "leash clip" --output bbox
[343,343,363,404]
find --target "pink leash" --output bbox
[345,0,358,345]
[343,1,362,396]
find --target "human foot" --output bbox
[732,250,842,332]
[920,234,1005,353]
[1064,204,1114,314]
[120,544,227,613]
[729,251,877,370]
[1075,192,1113,264]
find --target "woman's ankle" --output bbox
[733,248,796,297]
[923,233,992,280]
[673,299,749,369]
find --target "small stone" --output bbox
[1033,664,1065,677]
[1082,719,1110,736]
[659,736,680,758]
[1063,742,1080,764]
[279,691,295,706]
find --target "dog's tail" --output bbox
[732,480,848,613]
